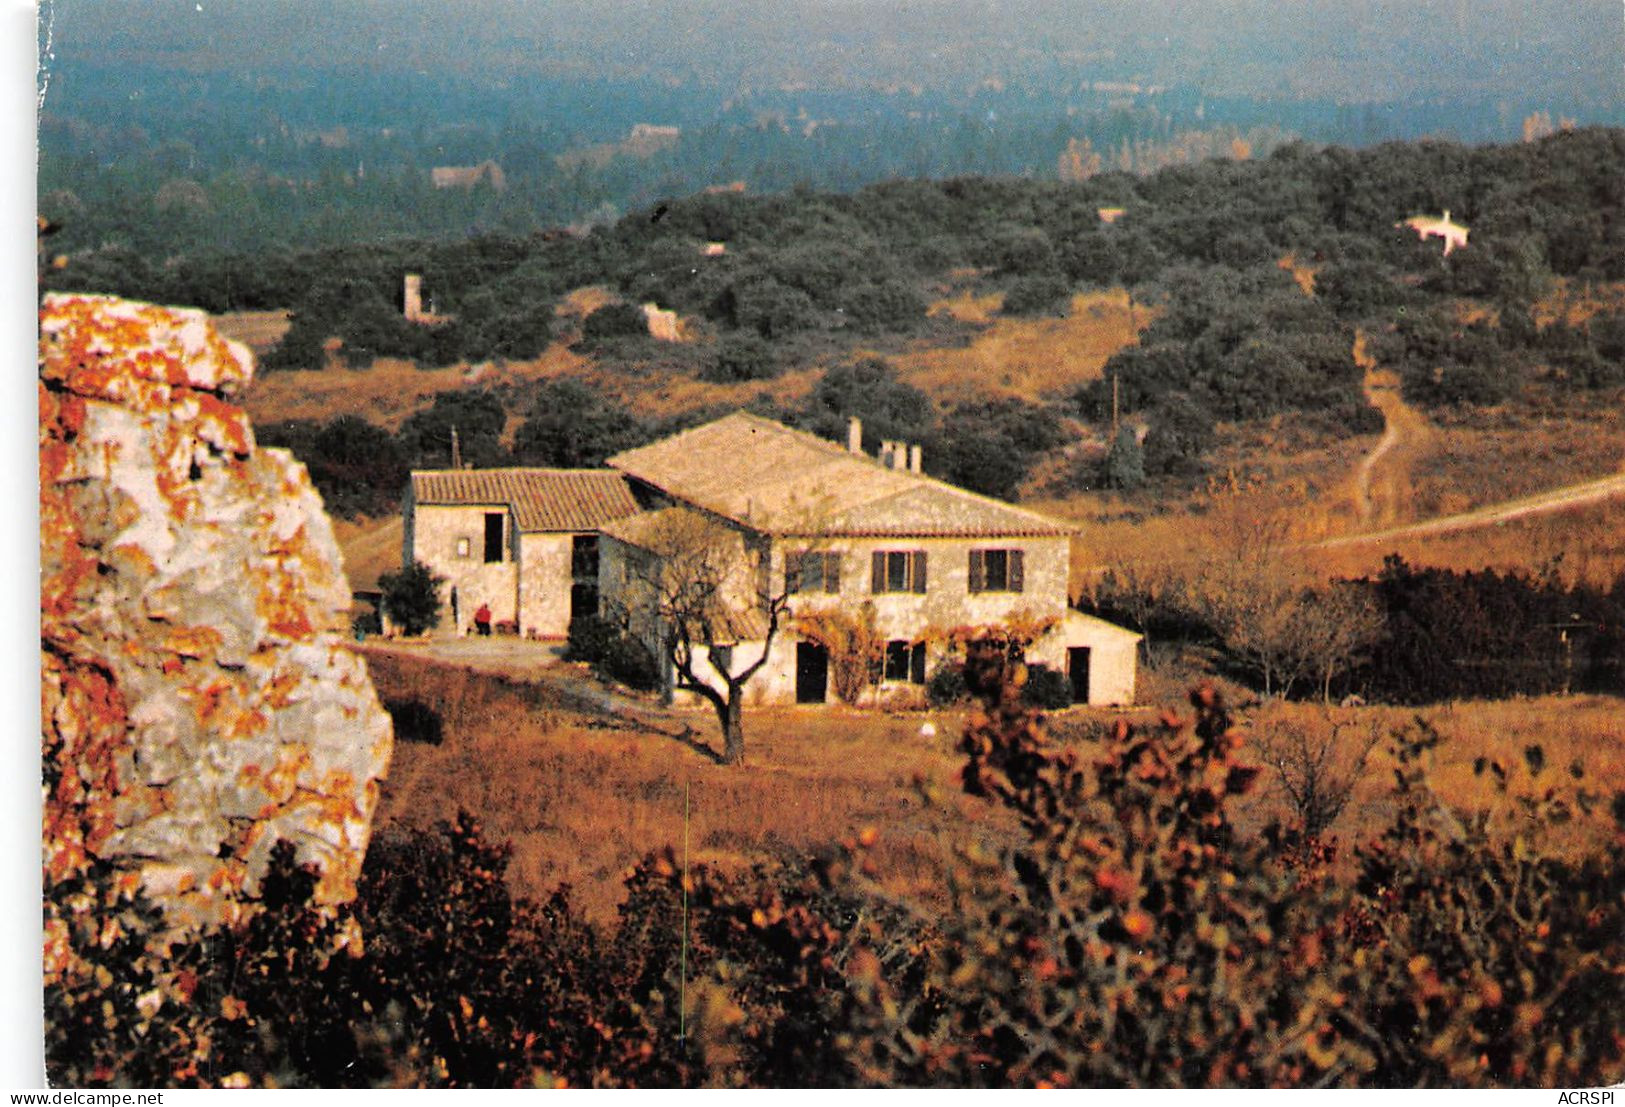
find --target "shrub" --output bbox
[511,380,649,467]
[566,614,661,692]
[796,605,886,705]
[384,697,444,744]
[580,302,649,343]
[1354,556,1625,702]
[1000,271,1073,317]
[840,278,927,333]
[1102,424,1146,490]
[842,656,1625,1087]
[399,390,510,470]
[934,397,1068,501]
[724,277,819,339]
[1328,730,1624,1085]
[380,560,444,636]
[1019,662,1072,709]
[926,662,968,707]
[1254,711,1381,838]
[841,665,1310,1086]
[702,333,778,383]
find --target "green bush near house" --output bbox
[379,560,444,637]
[565,614,662,691]
[1020,662,1072,709]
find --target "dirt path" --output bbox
[1350,332,1434,526]
[1322,330,1625,549]
[1317,469,1625,550]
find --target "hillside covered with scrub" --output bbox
[44,129,1625,513]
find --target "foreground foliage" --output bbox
[45,660,1623,1087]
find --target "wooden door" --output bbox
[1068,647,1092,705]
[796,642,829,704]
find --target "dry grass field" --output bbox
[888,287,1146,405]
[240,347,592,429]
[361,650,1622,926]
[1414,396,1625,515]
[213,309,292,356]
[1241,695,1624,863]
[364,651,1034,924]
[1306,496,1625,586]
[332,515,404,592]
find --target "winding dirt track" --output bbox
[1349,332,1433,527]
[1325,330,1625,550]
[1316,469,1625,550]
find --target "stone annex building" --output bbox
[403,411,1140,706]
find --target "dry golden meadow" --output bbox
[886,287,1146,404]
[363,649,1622,923]
[363,650,1027,923]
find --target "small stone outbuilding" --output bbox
[403,468,641,638]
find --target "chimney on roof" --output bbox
[450,424,461,470]
[909,443,922,473]
[848,415,863,455]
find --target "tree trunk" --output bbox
[721,692,745,765]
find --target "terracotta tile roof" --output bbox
[607,411,1076,539]
[410,468,640,533]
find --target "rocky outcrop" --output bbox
[40,293,393,943]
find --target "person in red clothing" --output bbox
[474,602,492,636]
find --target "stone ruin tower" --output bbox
[40,293,394,961]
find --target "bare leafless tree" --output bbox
[1289,581,1384,703]
[1190,509,1310,697]
[1255,710,1383,839]
[612,509,793,765]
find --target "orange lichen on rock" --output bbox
[40,293,393,969]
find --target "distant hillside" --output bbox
[38,0,1625,255]
[46,131,1625,528]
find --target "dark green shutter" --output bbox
[1010,549,1025,592]
[786,551,803,594]
[910,641,927,684]
[872,551,886,592]
[825,552,840,593]
[913,550,928,593]
[968,549,985,593]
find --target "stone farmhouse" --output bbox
[404,412,1139,706]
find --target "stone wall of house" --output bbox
[40,293,394,952]
[407,503,520,632]
[616,530,1094,708]
[1025,615,1140,707]
[517,532,575,638]
[771,535,1073,637]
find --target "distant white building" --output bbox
[1401,210,1469,255]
